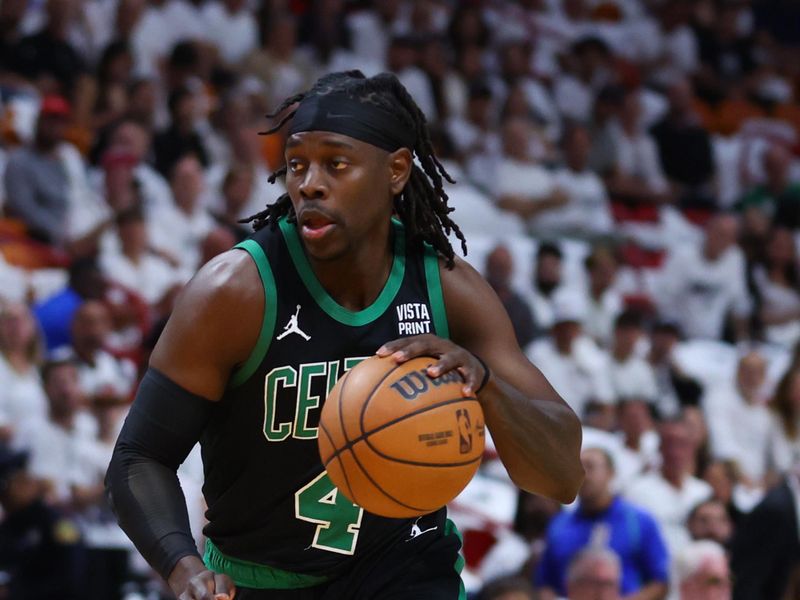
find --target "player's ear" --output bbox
[388,147,413,196]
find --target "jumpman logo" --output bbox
[276,305,310,341]
[405,517,438,541]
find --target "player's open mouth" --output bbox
[300,215,336,240]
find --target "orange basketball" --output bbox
[318,355,485,518]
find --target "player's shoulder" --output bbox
[437,253,487,292]
[168,247,264,329]
[151,247,264,374]
[435,253,509,330]
[183,247,261,303]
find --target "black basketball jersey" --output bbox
[200,216,450,585]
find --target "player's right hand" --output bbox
[177,569,236,600]
[169,556,236,600]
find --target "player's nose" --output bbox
[298,164,328,200]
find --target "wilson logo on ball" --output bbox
[390,369,461,401]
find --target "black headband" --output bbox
[287,92,415,152]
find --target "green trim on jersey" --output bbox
[445,518,467,600]
[229,239,278,388]
[279,218,406,326]
[204,539,329,589]
[423,244,449,339]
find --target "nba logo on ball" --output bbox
[456,409,473,454]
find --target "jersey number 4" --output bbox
[294,472,364,555]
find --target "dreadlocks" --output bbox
[241,70,467,268]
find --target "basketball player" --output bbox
[105,72,584,599]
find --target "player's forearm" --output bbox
[105,368,212,580]
[479,375,583,502]
[106,448,201,579]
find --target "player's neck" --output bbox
[308,231,395,312]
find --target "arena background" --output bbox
[0,0,799,598]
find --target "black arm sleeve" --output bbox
[105,367,214,581]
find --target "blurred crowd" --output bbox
[0,0,799,598]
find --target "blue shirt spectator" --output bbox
[33,287,82,351]
[33,258,108,351]
[535,448,669,598]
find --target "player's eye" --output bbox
[288,160,305,174]
[330,159,349,170]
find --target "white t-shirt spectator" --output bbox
[583,288,624,346]
[651,24,700,84]
[524,284,584,332]
[206,162,287,225]
[614,430,661,492]
[495,158,555,197]
[131,2,175,76]
[530,167,612,237]
[202,2,258,64]
[131,0,208,75]
[766,411,800,476]
[395,66,437,124]
[166,0,207,41]
[655,244,752,340]
[67,186,110,243]
[611,123,669,194]
[553,74,594,122]
[616,16,662,65]
[14,416,108,503]
[74,349,137,402]
[752,265,800,349]
[625,471,713,554]
[440,161,525,239]
[494,157,559,224]
[99,249,182,305]
[0,356,48,428]
[608,354,659,403]
[519,78,561,128]
[478,529,533,584]
[526,10,585,63]
[135,164,175,212]
[582,426,660,492]
[526,335,615,418]
[56,143,107,243]
[666,26,699,73]
[704,384,771,482]
[346,9,391,68]
[149,203,216,278]
[89,163,173,216]
[445,117,501,162]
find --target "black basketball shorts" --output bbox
[233,517,465,600]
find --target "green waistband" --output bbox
[203,539,329,589]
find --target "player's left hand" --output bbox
[376,334,490,396]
